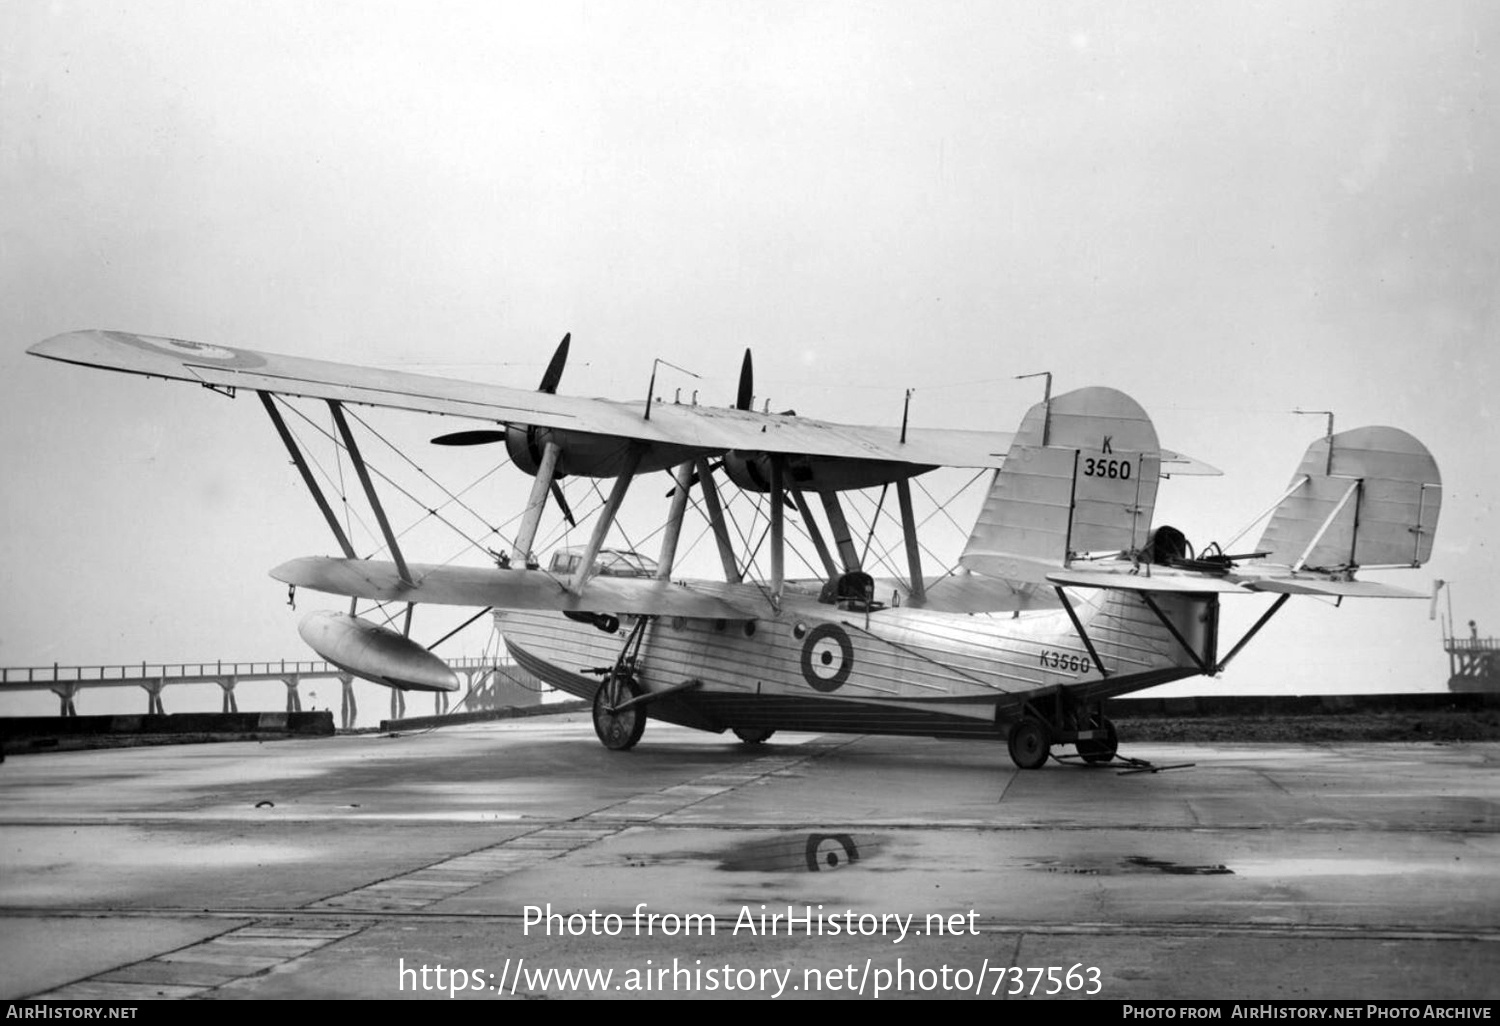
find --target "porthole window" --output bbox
[792,622,808,640]
[743,620,757,638]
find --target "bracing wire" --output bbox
[346,406,511,540]
[273,396,379,552]
[279,400,498,562]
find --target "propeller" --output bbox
[550,482,576,527]
[430,333,577,527]
[430,333,570,446]
[666,459,724,497]
[432,429,506,446]
[735,348,753,411]
[665,349,789,508]
[663,350,753,497]
[538,332,569,394]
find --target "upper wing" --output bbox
[28,330,1004,469]
[28,330,1218,474]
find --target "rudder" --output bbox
[960,387,1162,585]
[1254,426,1441,571]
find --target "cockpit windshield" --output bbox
[547,548,659,578]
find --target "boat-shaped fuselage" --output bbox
[499,587,1214,740]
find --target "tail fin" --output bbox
[1252,426,1442,572]
[960,387,1161,585]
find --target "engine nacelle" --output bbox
[504,425,692,479]
[721,451,935,494]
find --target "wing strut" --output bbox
[897,479,925,603]
[328,400,412,585]
[861,485,890,569]
[572,444,643,589]
[1214,593,1290,673]
[1053,587,1111,680]
[258,392,357,560]
[1292,478,1361,572]
[819,490,861,573]
[513,440,563,568]
[1138,592,1215,675]
[655,462,694,579]
[790,488,840,581]
[770,455,785,606]
[1224,475,1310,551]
[696,457,741,583]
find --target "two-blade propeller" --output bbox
[434,340,760,514]
[736,349,753,412]
[430,334,576,525]
[430,429,509,446]
[431,333,574,449]
[538,332,569,396]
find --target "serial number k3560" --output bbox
[1039,650,1092,674]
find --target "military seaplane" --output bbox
[28,330,1442,768]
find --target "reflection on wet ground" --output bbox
[717,832,879,872]
[1025,855,1233,876]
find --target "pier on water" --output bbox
[1446,621,1499,693]
[0,656,544,729]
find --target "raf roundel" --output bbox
[800,623,853,692]
[139,336,239,361]
[110,332,267,370]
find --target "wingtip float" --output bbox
[296,610,460,693]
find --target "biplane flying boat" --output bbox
[28,330,1443,768]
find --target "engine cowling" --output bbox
[721,451,935,494]
[503,425,693,479]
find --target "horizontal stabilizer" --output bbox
[1047,567,1424,599]
[1254,426,1441,571]
[1160,448,1221,477]
[273,556,767,619]
[1240,578,1426,599]
[1046,568,1246,594]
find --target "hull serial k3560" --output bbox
[30,330,1442,768]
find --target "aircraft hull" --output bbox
[496,588,1213,739]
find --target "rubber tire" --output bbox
[592,674,646,751]
[732,727,776,745]
[1077,717,1119,765]
[1007,717,1051,770]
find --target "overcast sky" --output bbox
[2,2,1495,719]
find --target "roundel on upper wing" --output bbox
[110,332,267,369]
[139,336,238,360]
[800,623,853,692]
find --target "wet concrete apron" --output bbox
[2,716,1496,1000]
